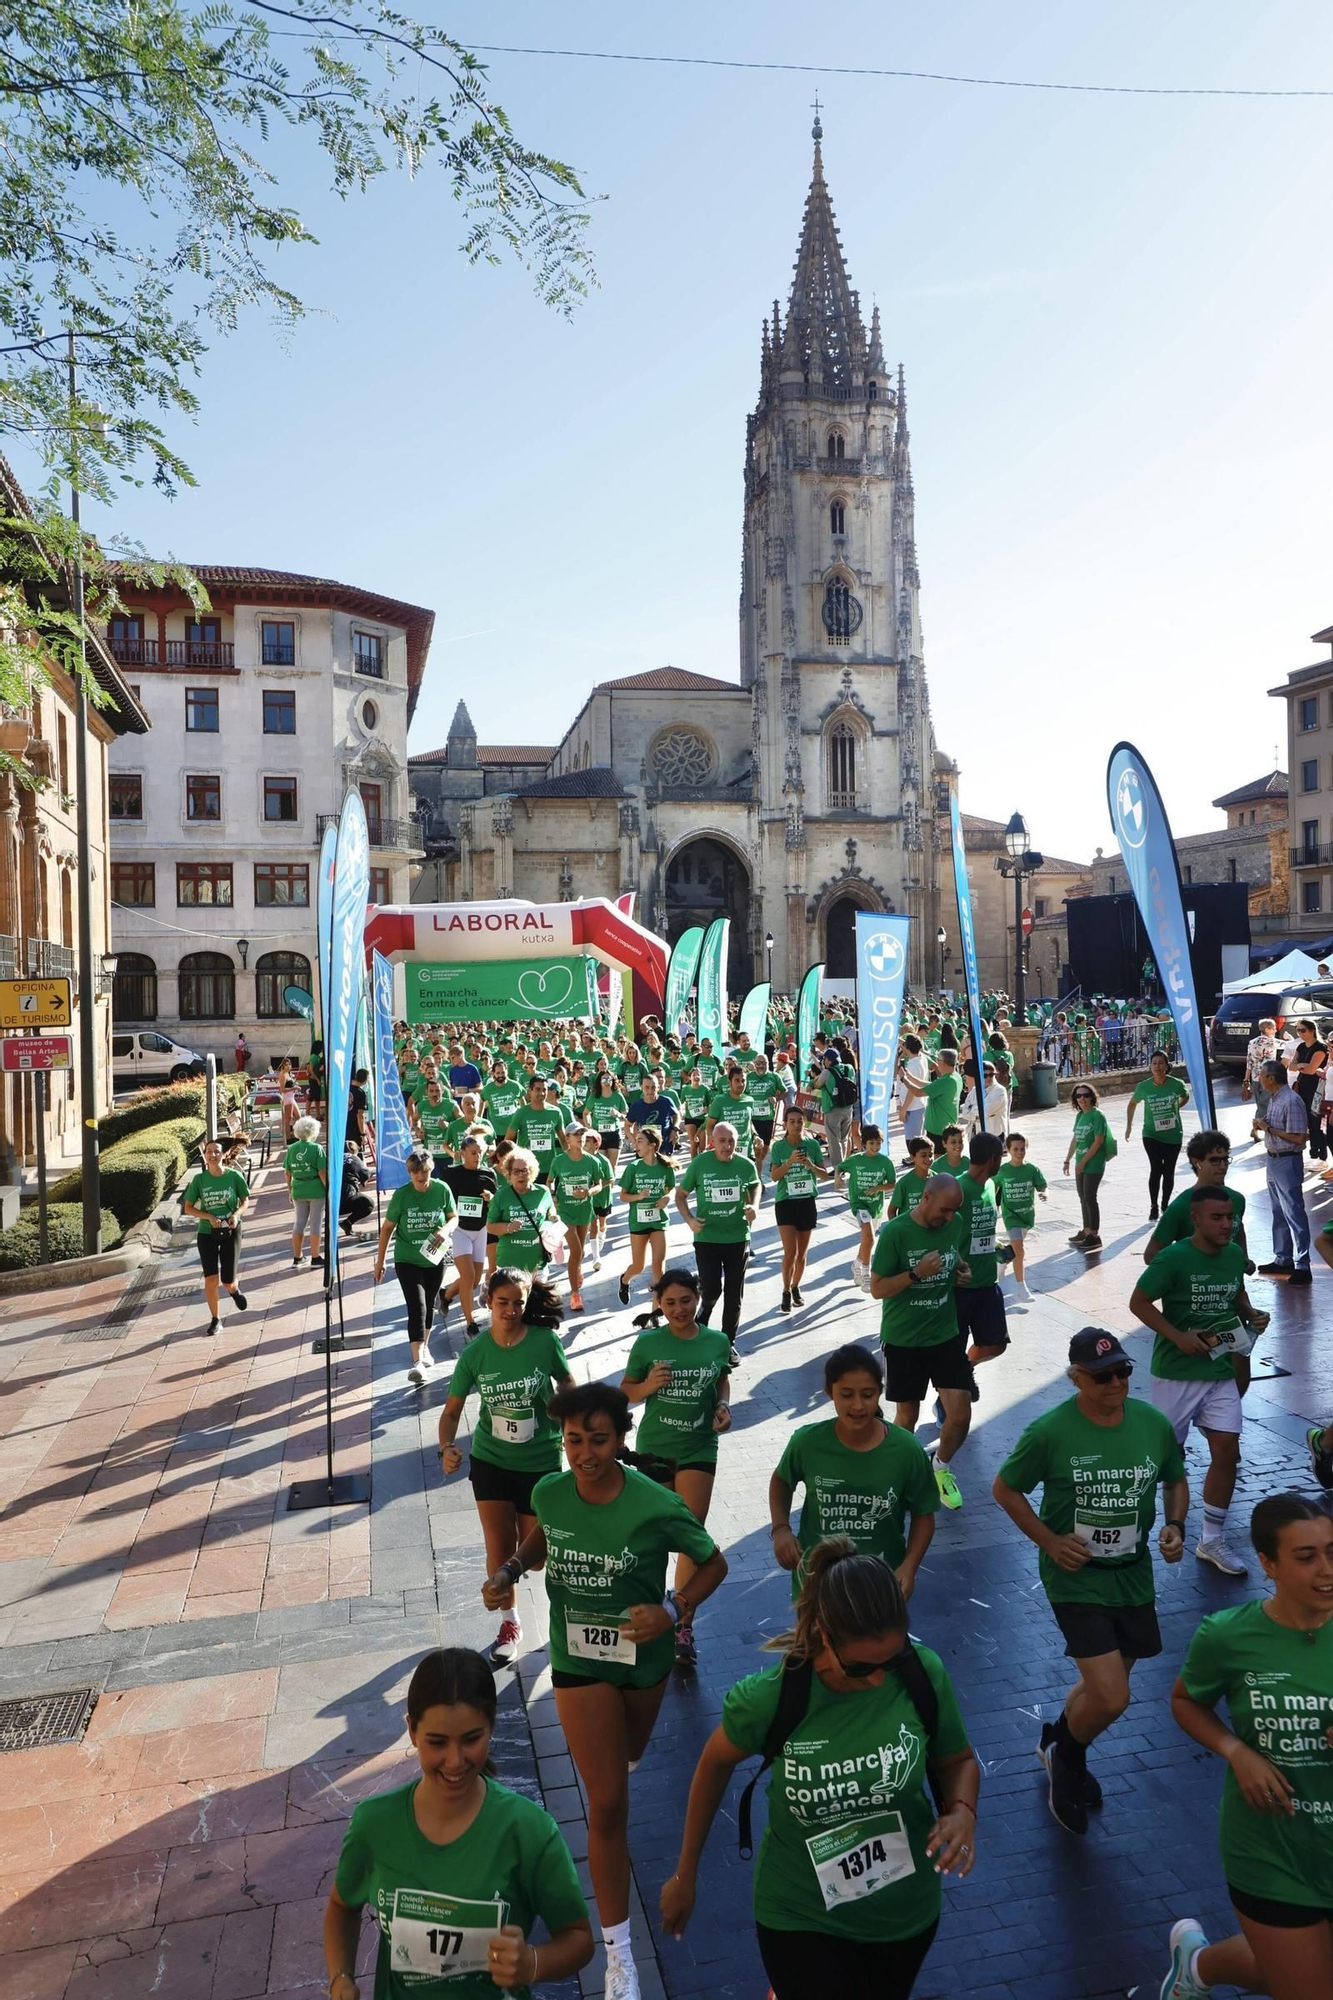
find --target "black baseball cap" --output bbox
[1068,1328,1132,1374]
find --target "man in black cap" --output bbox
[992,1327,1189,1836]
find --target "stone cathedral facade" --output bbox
[412,118,950,994]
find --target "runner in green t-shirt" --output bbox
[771,1343,937,1598]
[707,1071,757,1154]
[505,1078,570,1182]
[770,1106,831,1312]
[415,1079,454,1171]
[439,1269,572,1667]
[1162,1493,1333,1999]
[952,1133,1009,1387]
[836,1126,896,1288]
[993,1132,1046,1300]
[375,1151,458,1383]
[181,1138,251,1333]
[870,1174,972,1511]
[889,1137,934,1216]
[328,1646,592,2000]
[1064,1083,1112,1250]
[616,1127,676,1306]
[547,1126,596,1312]
[583,1072,628,1169]
[676,1065,713,1157]
[1144,1128,1248,1265]
[282,1115,327,1266]
[994,1324,1188,1837]
[1125,1050,1191,1221]
[487,1152,558,1276]
[621,1267,731,1669]
[675,1126,761,1359]
[482,1381,726,1994]
[582,1131,614,1272]
[747,1053,787,1176]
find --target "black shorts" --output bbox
[955,1283,1009,1351]
[197,1229,238,1280]
[552,1668,671,1691]
[774,1196,818,1232]
[880,1331,975,1403]
[468,1456,549,1514]
[753,1116,775,1143]
[1229,1884,1333,1929]
[1052,1598,1162,1662]
[684,1118,704,1131]
[635,1452,717,1484]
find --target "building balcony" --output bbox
[816,456,862,476]
[107,637,235,668]
[1291,845,1333,868]
[316,812,424,854]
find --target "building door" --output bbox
[663,838,753,994]
[824,895,860,979]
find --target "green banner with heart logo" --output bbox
[406,956,596,1024]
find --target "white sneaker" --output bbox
[406,1361,424,1386]
[603,1949,641,2000]
[593,1253,603,1272]
[490,1615,522,1665]
[851,1258,869,1292]
[1016,1281,1034,1300]
[1159,1917,1210,1999]
[1195,1537,1247,1578]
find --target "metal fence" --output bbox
[1037,1019,1180,1078]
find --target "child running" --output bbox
[836,1124,896,1291]
[995,1131,1047,1301]
[583,1128,614,1272]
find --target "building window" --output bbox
[60,872,73,948]
[1302,758,1319,793]
[1109,875,1117,894]
[178,951,235,1020]
[184,618,222,665]
[830,499,845,536]
[263,775,298,822]
[185,686,220,732]
[261,620,295,666]
[868,380,878,400]
[113,952,157,1021]
[1300,694,1319,731]
[360,782,383,842]
[368,866,391,904]
[822,578,861,646]
[353,629,384,678]
[256,950,312,1019]
[1183,864,1193,884]
[57,714,70,794]
[826,722,858,808]
[111,862,155,907]
[186,773,221,820]
[254,862,310,907]
[362,699,378,730]
[108,614,146,664]
[1227,858,1238,883]
[1304,879,1323,914]
[1034,897,1048,919]
[826,431,845,460]
[177,862,233,906]
[263,690,296,734]
[1303,819,1320,861]
[110,774,143,819]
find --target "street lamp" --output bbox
[236,937,250,969]
[764,930,774,983]
[936,925,947,990]
[995,814,1043,1018]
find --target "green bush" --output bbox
[0,1204,123,1272]
[48,1116,205,1228]
[100,1072,251,1149]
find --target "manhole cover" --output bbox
[0,1687,97,1751]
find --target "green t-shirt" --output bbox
[283,1140,326,1202]
[994,1159,1047,1230]
[487,1180,555,1271]
[1181,1601,1333,1911]
[677,1083,712,1122]
[533,1465,718,1687]
[721,1651,969,1942]
[1072,1108,1110,1176]
[398,1063,424,1104]
[547,1150,597,1225]
[842,1151,897,1221]
[709,1090,756,1146]
[1130,1076,1189,1145]
[587,1151,614,1210]
[953,1173,999,1290]
[617,1156,676,1232]
[775,1418,938,1587]
[771,1136,825,1202]
[585,1089,628,1136]
[625,1324,731,1467]
[871,1211,964,1348]
[1135,1236,1248,1382]
[386,1179,457,1268]
[482,1078,524,1125]
[818,1062,858,1115]
[416,1102,453,1152]
[888,1174,931,1219]
[445,1114,494,1155]
[333,1778,587,1999]
[923,1072,962,1135]
[617,1061,647,1095]
[694,1054,721,1089]
[1150,1182,1246,1250]
[678,1150,759,1244]
[997,1396,1185,1606]
[183,1167,249,1238]
[748,1070,787,1114]
[446,1324,570,1470]
[506,1105,569,1172]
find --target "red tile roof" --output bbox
[593,666,741,693]
[409,744,554,767]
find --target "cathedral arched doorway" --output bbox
[825,895,860,978]
[664,836,753,995]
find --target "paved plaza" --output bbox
[0,1082,1329,2000]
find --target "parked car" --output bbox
[1208,985,1333,1073]
[112,1029,207,1088]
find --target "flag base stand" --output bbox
[285,1267,372,1514]
[312,1335,373,1354]
[287,1473,370,1511]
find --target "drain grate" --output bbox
[0,1686,97,1752]
[62,1325,130,1343]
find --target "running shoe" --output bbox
[207,1316,221,1336]
[593,1253,603,1272]
[1081,1235,1102,1251]
[933,1463,963,1510]
[1039,1740,1088,1836]
[1307,1424,1333,1491]
[1159,1918,1210,2000]
[618,1276,631,1306]
[436,1296,451,1327]
[851,1258,869,1291]
[1289,1268,1312,1286]
[464,1321,480,1340]
[1016,1280,1034,1301]
[779,1290,792,1313]
[791,1285,805,1306]
[407,1359,425,1386]
[292,1255,303,1268]
[1037,1723,1101,1808]
[310,1254,324,1267]
[603,1951,641,2000]
[674,1621,697,1669]
[728,1344,740,1370]
[230,1289,248,1311]
[1256,1260,1294,1277]
[569,1291,583,1312]
[1068,1231,1089,1246]
[490,1615,522,1666]
[1195,1538,1247,1577]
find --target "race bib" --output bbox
[491,1406,535,1445]
[566,1615,636,1665]
[707,1183,742,1205]
[1074,1508,1139,1559]
[970,1225,995,1258]
[785,1171,816,1198]
[419,1227,453,1266]
[457,1197,483,1223]
[636,1205,665,1227]
[805,1811,914,1911]
[1152,1102,1179,1131]
[1203,1318,1255,1358]
[389,1888,506,1979]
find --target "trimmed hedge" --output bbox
[0,1204,123,1271]
[99,1073,250,1150]
[48,1115,206,1229]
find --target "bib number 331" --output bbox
[389,1888,508,1979]
[805,1811,913,1910]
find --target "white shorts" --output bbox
[452,1224,488,1262]
[1150,1373,1243,1441]
[1004,1225,1027,1243]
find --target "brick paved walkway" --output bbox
[0,1082,1327,1999]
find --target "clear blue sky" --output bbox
[71,1,1333,861]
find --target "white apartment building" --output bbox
[105,567,434,1066]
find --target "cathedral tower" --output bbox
[740,110,942,988]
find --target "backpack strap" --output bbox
[737,1656,813,1858]
[888,1639,944,1809]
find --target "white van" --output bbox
[112,1029,206,1089]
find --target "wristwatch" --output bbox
[1164,1518,1187,1533]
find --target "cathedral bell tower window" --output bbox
[822,578,862,646]
[827,431,845,460]
[827,722,860,809]
[830,500,845,537]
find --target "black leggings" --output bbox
[1141,1135,1181,1210]
[694,1238,749,1336]
[1076,1170,1102,1236]
[757,1919,938,2000]
[395,1260,443,1346]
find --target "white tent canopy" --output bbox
[1223,948,1325,994]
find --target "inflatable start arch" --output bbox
[363,898,668,1032]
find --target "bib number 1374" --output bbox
[805,1811,913,1910]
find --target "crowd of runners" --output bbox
[185,995,1332,2000]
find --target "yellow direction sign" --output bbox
[0,978,72,1030]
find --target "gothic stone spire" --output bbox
[781,114,866,393]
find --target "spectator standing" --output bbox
[1285,1019,1327,1161]
[1254,1060,1312,1282]
[1241,1017,1279,1139]
[234,1030,250,1073]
